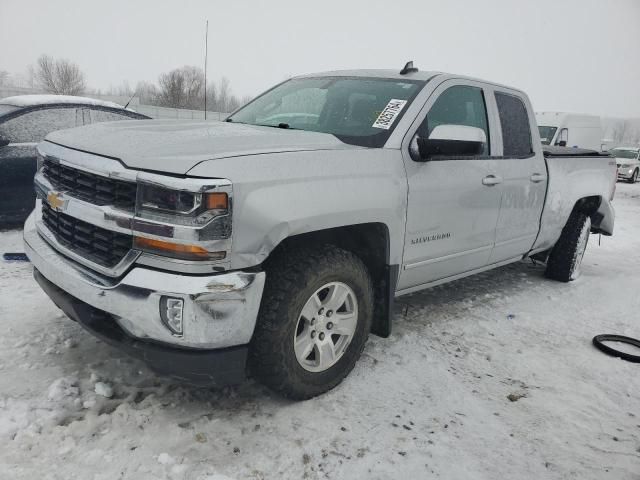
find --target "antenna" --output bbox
[123,90,137,109]
[204,19,208,120]
[400,61,418,75]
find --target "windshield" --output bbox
[0,104,19,117]
[538,126,557,145]
[227,77,425,147]
[610,148,638,160]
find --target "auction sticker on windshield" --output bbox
[372,99,407,129]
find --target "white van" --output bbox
[536,112,602,151]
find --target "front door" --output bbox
[397,81,503,291]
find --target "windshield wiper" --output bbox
[256,122,297,130]
[226,119,298,130]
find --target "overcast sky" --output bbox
[1,0,639,117]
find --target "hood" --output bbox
[613,156,638,165]
[45,119,360,175]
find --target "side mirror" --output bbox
[0,136,9,147]
[555,128,568,148]
[411,124,486,161]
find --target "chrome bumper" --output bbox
[24,213,265,349]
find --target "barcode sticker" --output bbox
[372,99,407,130]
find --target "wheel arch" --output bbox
[532,194,611,263]
[573,195,614,236]
[263,222,397,338]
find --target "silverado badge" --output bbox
[46,191,67,212]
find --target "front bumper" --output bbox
[23,212,266,351]
[34,270,247,386]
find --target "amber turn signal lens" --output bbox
[205,192,228,210]
[134,237,225,261]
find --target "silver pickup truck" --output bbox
[24,65,616,399]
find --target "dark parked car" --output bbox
[0,95,149,227]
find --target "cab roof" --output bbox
[293,68,526,95]
[0,94,124,109]
[295,69,440,82]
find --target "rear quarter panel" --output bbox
[533,155,616,251]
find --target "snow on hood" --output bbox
[0,94,124,109]
[45,119,361,175]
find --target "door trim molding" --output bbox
[396,255,523,297]
[493,234,535,248]
[404,244,493,270]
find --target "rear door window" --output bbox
[89,108,137,123]
[0,107,78,143]
[495,92,533,157]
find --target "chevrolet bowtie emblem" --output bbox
[46,191,67,212]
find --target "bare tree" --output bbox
[630,121,640,145]
[182,66,204,108]
[217,76,232,112]
[615,120,629,143]
[157,66,205,109]
[136,81,158,105]
[148,67,247,113]
[0,71,9,87]
[240,94,254,107]
[106,80,133,97]
[35,55,86,95]
[206,81,218,112]
[158,69,186,107]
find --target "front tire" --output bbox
[545,211,591,282]
[249,245,373,399]
[629,169,638,184]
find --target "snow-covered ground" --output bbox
[1,184,639,480]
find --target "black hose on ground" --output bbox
[592,334,640,363]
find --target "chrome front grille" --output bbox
[42,159,137,210]
[41,202,132,268]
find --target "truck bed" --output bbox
[542,145,610,157]
[533,147,616,253]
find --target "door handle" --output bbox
[482,175,502,186]
[530,173,546,183]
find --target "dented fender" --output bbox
[188,148,408,270]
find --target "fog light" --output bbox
[160,296,184,336]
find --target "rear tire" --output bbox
[249,244,373,399]
[545,211,591,282]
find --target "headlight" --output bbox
[133,180,232,262]
[620,164,630,168]
[140,184,202,214]
[137,184,229,226]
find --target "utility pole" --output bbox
[204,19,208,120]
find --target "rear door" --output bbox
[488,90,547,263]
[397,80,503,291]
